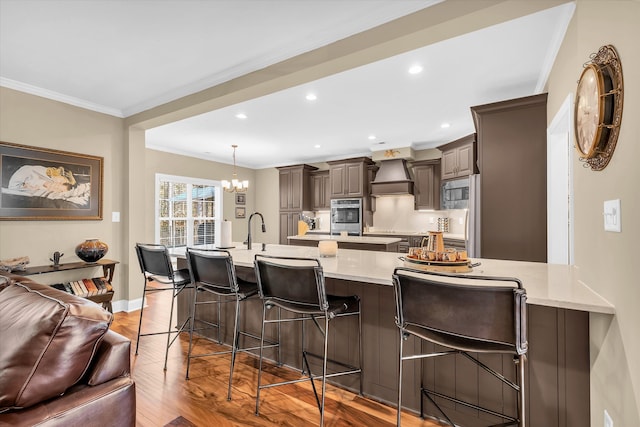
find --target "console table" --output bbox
[13,259,118,312]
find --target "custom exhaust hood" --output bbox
[370,158,414,196]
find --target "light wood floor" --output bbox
[110,286,442,427]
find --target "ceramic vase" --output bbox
[75,239,108,263]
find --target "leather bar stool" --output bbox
[184,247,278,400]
[392,267,528,427]
[253,254,363,427]
[134,243,192,370]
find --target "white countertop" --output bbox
[287,235,402,244]
[171,243,614,314]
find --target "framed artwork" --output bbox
[235,193,246,205]
[235,207,246,219]
[0,142,103,220]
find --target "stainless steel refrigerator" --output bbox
[465,174,481,258]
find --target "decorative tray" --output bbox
[399,256,480,273]
[402,255,471,266]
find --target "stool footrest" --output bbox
[421,387,519,426]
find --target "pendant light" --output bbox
[221,145,249,193]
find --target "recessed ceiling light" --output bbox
[306,93,317,101]
[440,122,451,128]
[408,65,423,75]
[235,113,247,119]
[368,135,376,140]
[314,144,321,149]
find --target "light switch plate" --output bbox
[112,211,120,223]
[603,200,621,232]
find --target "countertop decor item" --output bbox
[318,240,338,257]
[75,239,108,263]
[425,231,445,253]
[50,251,64,267]
[574,44,624,171]
[437,217,450,232]
[0,256,30,272]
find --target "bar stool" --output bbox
[392,267,528,427]
[134,243,192,370]
[184,248,278,400]
[253,254,363,427]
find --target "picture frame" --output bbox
[0,142,103,220]
[235,193,246,205]
[235,207,246,219]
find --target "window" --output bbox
[155,174,221,248]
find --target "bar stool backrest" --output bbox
[185,248,237,293]
[254,255,327,312]
[135,243,175,280]
[393,267,528,355]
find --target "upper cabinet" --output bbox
[412,159,441,210]
[277,164,317,211]
[310,170,331,210]
[327,157,375,198]
[438,134,477,180]
[471,94,547,262]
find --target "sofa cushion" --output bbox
[0,281,112,411]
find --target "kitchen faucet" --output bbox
[247,212,266,250]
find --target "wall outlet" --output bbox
[604,409,613,427]
[603,199,621,232]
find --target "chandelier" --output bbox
[221,144,249,193]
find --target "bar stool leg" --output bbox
[255,303,267,416]
[163,285,178,371]
[277,307,282,366]
[301,313,306,374]
[135,278,148,356]
[185,285,199,379]
[320,315,330,427]
[358,301,363,396]
[216,295,222,344]
[397,329,404,427]
[519,354,526,427]
[227,296,240,401]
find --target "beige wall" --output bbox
[2,1,639,423]
[546,1,640,425]
[0,87,127,298]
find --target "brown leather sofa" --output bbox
[0,272,135,426]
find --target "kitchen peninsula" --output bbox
[173,244,612,427]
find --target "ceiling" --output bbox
[0,1,574,169]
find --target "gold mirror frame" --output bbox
[575,45,624,171]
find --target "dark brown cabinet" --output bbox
[310,170,330,210]
[439,134,477,180]
[279,212,300,245]
[471,93,547,262]
[411,159,441,210]
[278,164,317,211]
[327,157,374,198]
[277,164,317,244]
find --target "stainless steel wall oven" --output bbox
[330,199,362,236]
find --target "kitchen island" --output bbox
[287,234,401,252]
[173,243,612,427]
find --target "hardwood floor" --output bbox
[110,285,441,427]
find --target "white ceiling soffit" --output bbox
[0,0,439,117]
[145,3,575,169]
